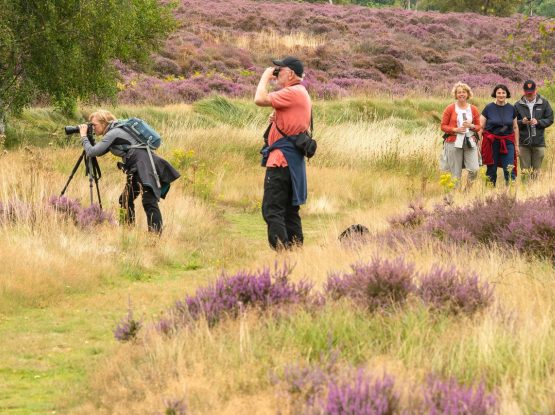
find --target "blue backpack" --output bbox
[117,117,162,150]
[115,117,163,188]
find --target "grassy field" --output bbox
[1,96,554,414]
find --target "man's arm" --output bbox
[538,100,554,129]
[254,67,275,107]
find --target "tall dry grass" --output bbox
[2,99,555,414]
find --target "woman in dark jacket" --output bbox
[79,110,180,233]
[480,84,520,186]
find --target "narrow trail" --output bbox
[0,209,337,414]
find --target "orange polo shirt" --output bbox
[266,82,312,167]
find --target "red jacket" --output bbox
[441,103,481,143]
[481,131,518,176]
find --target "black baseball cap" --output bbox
[523,80,536,92]
[272,56,304,77]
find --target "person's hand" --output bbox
[453,126,466,133]
[262,67,275,80]
[462,121,474,129]
[522,117,529,125]
[530,118,538,125]
[515,146,520,157]
[79,124,88,137]
[268,112,275,124]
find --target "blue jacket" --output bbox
[261,138,307,206]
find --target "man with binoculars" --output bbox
[255,56,312,250]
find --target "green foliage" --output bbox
[0,0,175,115]
[419,0,519,15]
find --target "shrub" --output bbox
[418,266,494,315]
[169,264,321,328]
[420,376,497,415]
[48,195,115,228]
[114,307,142,342]
[387,193,555,262]
[498,194,555,261]
[388,202,428,228]
[324,370,399,415]
[76,204,116,228]
[372,55,404,78]
[325,257,416,312]
[162,398,187,415]
[48,195,81,220]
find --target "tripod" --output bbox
[60,135,103,209]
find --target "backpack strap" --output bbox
[126,143,162,188]
[116,121,162,189]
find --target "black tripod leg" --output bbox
[86,157,95,206]
[60,151,85,196]
[94,176,102,209]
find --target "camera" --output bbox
[65,123,93,136]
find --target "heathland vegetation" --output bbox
[1,96,555,414]
[112,0,555,105]
[1,0,555,414]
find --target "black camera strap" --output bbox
[274,111,313,139]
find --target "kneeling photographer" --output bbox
[76,110,180,233]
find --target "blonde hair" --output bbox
[451,82,473,100]
[89,109,116,125]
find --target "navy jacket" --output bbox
[261,138,307,206]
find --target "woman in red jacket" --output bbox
[440,82,481,187]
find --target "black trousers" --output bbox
[262,167,303,250]
[119,173,162,233]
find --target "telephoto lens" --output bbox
[64,125,80,135]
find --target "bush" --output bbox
[387,193,555,262]
[324,371,399,415]
[420,376,498,415]
[168,264,322,328]
[325,257,416,312]
[372,55,404,78]
[418,266,494,315]
[114,307,142,342]
[48,195,115,228]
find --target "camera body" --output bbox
[65,123,93,136]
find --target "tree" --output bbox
[0,0,175,116]
[419,0,520,15]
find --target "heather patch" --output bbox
[325,257,416,312]
[159,264,322,331]
[326,258,493,316]
[114,306,142,343]
[275,359,497,415]
[48,195,116,228]
[113,0,554,103]
[275,358,399,415]
[417,376,498,415]
[418,266,494,315]
[385,193,555,262]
